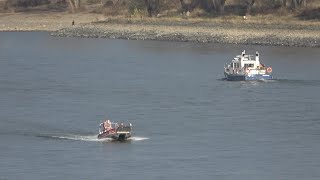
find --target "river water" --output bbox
[0,32,320,180]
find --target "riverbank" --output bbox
[0,12,104,31]
[1,12,319,47]
[54,17,320,47]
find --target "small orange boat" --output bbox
[98,120,132,141]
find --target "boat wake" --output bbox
[39,134,149,142]
[128,136,149,141]
[257,79,277,83]
[275,79,320,86]
[50,134,107,142]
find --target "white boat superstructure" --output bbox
[224,50,273,81]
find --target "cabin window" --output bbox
[244,64,254,68]
[230,63,234,68]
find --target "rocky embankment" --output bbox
[52,18,320,48]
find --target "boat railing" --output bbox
[116,126,132,134]
[225,67,246,75]
[99,121,132,134]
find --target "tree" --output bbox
[179,0,200,13]
[291,0,306,9]
[211,0,226,14]
[180,0,190,13]
[282,0,287,7]
[243,0,255,15]
[144,0,160,17]
[67,0,80,13]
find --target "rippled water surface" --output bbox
[0,32,320,180]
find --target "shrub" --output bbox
[297,7,320,20]
[128,0,145,15]
[5,0,50,8]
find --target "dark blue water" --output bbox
[1,32,320,180]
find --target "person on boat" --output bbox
[99,122,105,134]
[103,120,112,131]
[242,50,245,56]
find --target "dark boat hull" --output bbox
[225,72,273,81]
[97,132,131,141]
[225,74,246,81]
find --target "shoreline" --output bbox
[1,12,320,48]
[53,18,320,48]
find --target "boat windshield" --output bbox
[244,64,254,68]
[230,63,240,68]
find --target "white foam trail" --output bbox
[258,79,276,83]
[51,134,110,142]
[50,134,149,142]
[128,136,149,141]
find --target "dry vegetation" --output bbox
[0,0,319,19]
[0,0,319,31]
[0,0,319,48]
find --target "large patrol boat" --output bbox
[224,50,273,81]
